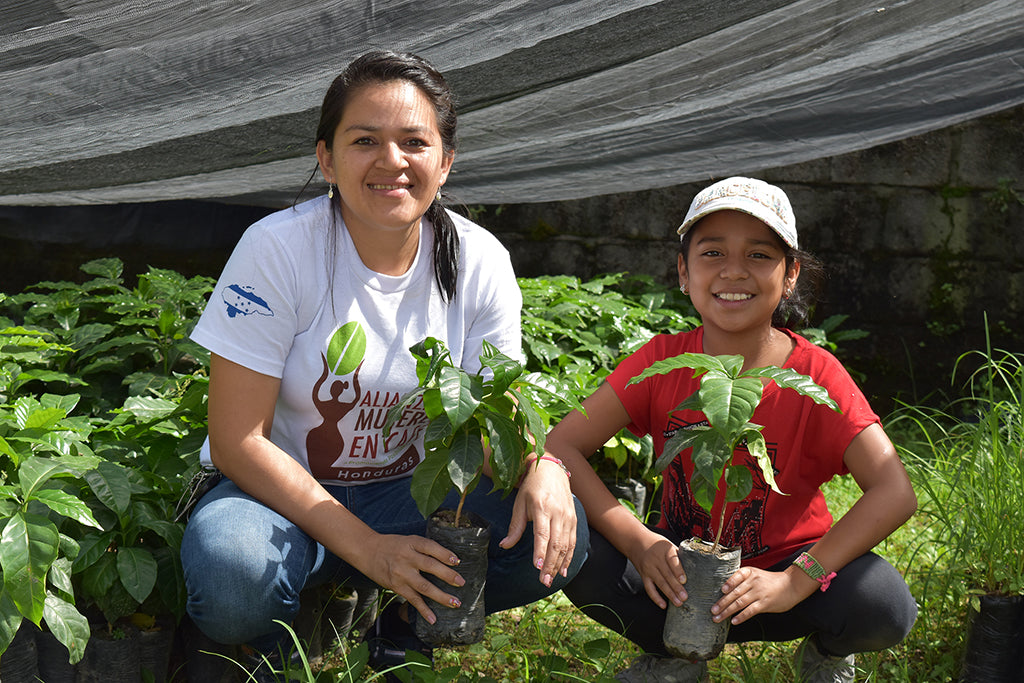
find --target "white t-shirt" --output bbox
[191,195,523,486]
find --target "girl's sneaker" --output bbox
[614,654,709,682]
[795,636,856,683]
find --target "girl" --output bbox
[548,177,917,682]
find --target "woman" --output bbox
[181,51,586,672]
[549,178,917,682]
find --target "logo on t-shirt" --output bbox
[221,284,274,318]
[306,321,428,483]
[661,418,776,559]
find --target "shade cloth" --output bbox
[2,0,1022,207]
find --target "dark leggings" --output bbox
[563,527,917,657]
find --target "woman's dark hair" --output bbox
[310,50,460,302]
[679,226,825,329]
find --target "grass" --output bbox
[306,473,956,683]
[266,379,1016,682]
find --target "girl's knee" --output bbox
[868,589,918,649]
[824,578,918,653]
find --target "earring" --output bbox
[328,184,335,199]
[680,285,689,295]
[436,189,442,202]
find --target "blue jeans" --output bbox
[181,475,588,651]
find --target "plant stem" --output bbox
[712,506,726,554]
[454,492,467,527]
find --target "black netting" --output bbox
[2,0,1023,206]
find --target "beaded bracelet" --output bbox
[793,551,837,592]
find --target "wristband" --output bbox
[520,454,571,484]
[793,552,836,592]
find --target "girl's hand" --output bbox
[501,457,577,588]
[364,532,466,626]
[711,566,814,625]
[628,528,688,609]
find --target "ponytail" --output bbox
[426,199,459,303]
[773,248,824,329]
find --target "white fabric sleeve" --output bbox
[190,221,306,379]
[457,224,524,373]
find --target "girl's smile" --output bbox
[679,210,799,343]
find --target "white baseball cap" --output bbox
[677,177,798,249]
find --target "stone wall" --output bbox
[477,105,1024,410]
[2,106,1021,409]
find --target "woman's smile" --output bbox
[316,80,453,241]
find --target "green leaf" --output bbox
[409,451,453,519]
[81,552,118,598]
[17,457,68,499]
[447,428,485,495]
[690,465,719,514]
[0,512,59,625]
[438,366,481,431]
[57,533,81,562]
[479,343,524,396]
[84,460,132,517]
[422,387,444,420]
[71,532,111,571]
[689,434,731,513]
[627,353,728,385]
[0,590,21,656]
[743,428,784,495]
[582,636,612,662]
[422,411,453,444]
[42,592,90,664]
[698,372,762,435]
[483,411,527,491]
[723,465,753,503]
[152,544,186,620]
[48,557,75,597]
[743,365,840,412]
[30,489,104,530]
[20,406,66,431]
[0,436,18,464]
[519,371,586,416]
[121,396,178,422]
[508,387,547,456]
[383,387,425,438]
[655,426,709,473]
[116,546,158,604]
[81,257,124,279]
[140,519,184,550]
[409,337,450,386]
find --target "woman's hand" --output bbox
[626,527,689,609]
[711,566,814,625]
[500,457,577,587]
[363,532,467,625]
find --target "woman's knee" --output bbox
[181,486,316,644]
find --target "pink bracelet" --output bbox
[794,551,836,592]
[519,455,571,484]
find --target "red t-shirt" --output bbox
[607,327,878,569]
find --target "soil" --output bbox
[432,508,480,529]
